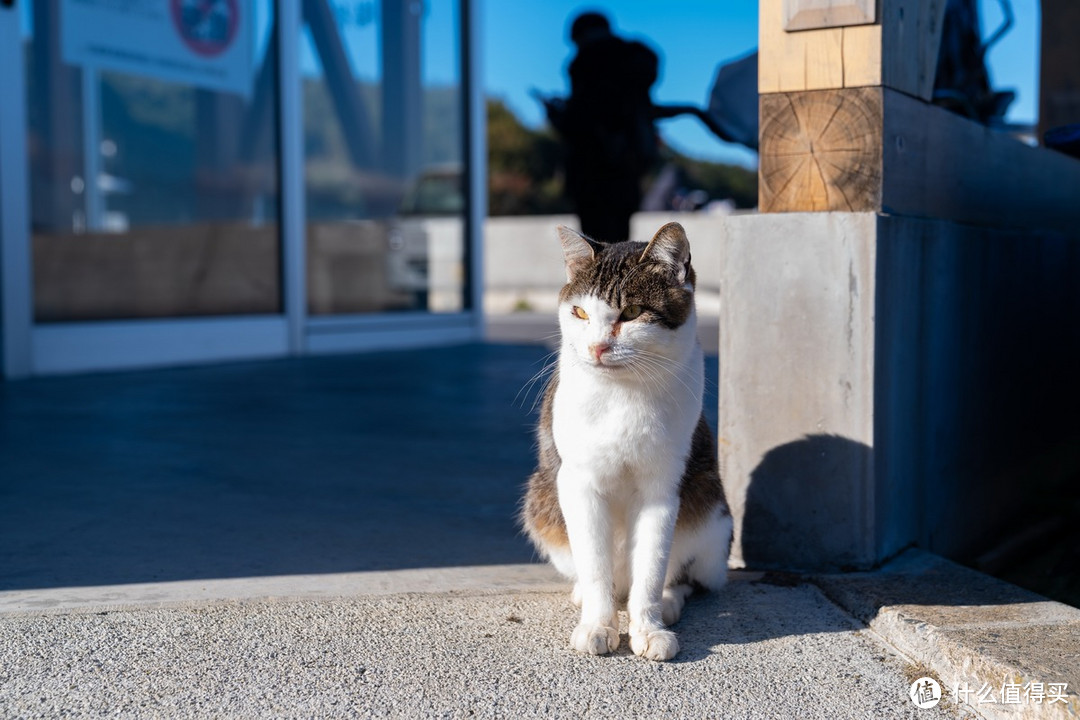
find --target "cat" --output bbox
[521,221,732,662]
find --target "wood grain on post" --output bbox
[759,88,882,212]
[759,85,1080,232]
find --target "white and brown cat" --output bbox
[522,222,732,662]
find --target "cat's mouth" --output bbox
[588,355,629,371]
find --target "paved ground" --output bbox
[1,343,1076,718]
[0,578,971,719]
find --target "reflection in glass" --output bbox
[302,0,465,315]
[25,0,281,322]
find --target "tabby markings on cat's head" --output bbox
[556,222,697,371]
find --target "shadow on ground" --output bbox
[0,344,720,591]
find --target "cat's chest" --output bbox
[557,380,656,433]
[552,367,696,469]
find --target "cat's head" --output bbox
[556,222,697,372]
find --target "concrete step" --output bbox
[812,550,1080,719]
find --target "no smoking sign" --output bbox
[171,0,240,58]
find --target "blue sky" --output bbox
[20,0,1040,170]
[484,0,1041,169]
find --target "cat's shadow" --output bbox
[659,577,864,664]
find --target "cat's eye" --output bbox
[571,306,589,320]
[620,305,643,321]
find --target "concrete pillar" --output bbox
[719,212,1080,571]
[740,0,1080,574]
[719,213,878,571]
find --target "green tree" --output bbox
[487,98,570,215]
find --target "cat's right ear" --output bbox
[557,226,600,282]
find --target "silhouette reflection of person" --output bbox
[540,12,660,243]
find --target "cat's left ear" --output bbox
[557,225,602,282]
[640,222,692,285]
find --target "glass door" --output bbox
[2,0,290,375]
[0,0,482,376]
[299,0,476,352]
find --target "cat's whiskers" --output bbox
[541,329,563,345]
[632,349,697,400]
[617,353,654,393]
[615,352,680,407]
[516,350,560,411]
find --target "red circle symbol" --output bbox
[171,0,240,58]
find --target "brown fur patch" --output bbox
[675,414,730,530]
[557,241,695,330]
[521,370,569,550]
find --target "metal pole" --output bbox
[80,66,104,232]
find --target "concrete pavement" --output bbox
[1,343,1077,718]
[0,568,973,720]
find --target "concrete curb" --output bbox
[0,564,567,617]
[812,550,1080,719]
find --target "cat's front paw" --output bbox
[629,626,679,661]
[570,622,620,655]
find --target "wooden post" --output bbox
[759,87,883,212]
[783,0,875,32]
[758,0,1080,231]
[759,0,945,99]
[758,0,946,214]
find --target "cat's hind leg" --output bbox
[544,543,576,580]
[661,583,693,626]
[663,508,733,625]
[686,509,733,591]
[536,542,584,607]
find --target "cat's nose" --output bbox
[590,342,611,363]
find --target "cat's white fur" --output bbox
[548,261,731,661]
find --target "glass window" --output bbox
[25,0,281,322]
[302,0,465,315]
